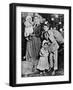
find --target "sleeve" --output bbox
[48,31,54,42]
[24,21,29,27]
[33,25,41,37]
[40,49,44,56]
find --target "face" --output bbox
[43,43,48,49]
[44,32,49,40]
[27,17,32,22]
[43,26,49,31]
[34,17,40,25]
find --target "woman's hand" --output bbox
[30,33,35,36]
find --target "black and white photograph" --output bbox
[21,12,64,77]
[10,3,71,86]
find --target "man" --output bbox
[43,23,59,75]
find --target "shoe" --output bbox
[52,71,55,75]
[47,68,51,72]
[40,72,43,75]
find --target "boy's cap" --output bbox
[43,21,50,27]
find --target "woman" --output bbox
[25,15,42,72]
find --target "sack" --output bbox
[52,30,64,44]
[48,42,59,52]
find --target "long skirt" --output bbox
[26,36,41,66]
[37,56,49,71]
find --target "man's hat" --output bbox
[43,21,50,27]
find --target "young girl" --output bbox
[37,40,50,75]
[24,15,33,38]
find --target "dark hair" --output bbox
[44,42,48,45]
[43,23,50,28]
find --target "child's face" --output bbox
[43,43,48,49]
[43,26,49,31]
[27,17,32,22]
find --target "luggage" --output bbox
[52,30,64,44]
[48,42,59,52]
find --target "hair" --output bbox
[42,40,49,47]
[26,16,32,21]
[44,42,48,45]
[43,23,50,28]
[34,14,44,23]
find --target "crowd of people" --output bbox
[22,13,64,76]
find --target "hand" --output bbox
[23,56,26,59]
[25,37,29,40]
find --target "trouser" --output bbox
[49,50,58,70]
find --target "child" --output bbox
[43,23,59,75]
[24,15,33,39]
[37,40,50,75]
